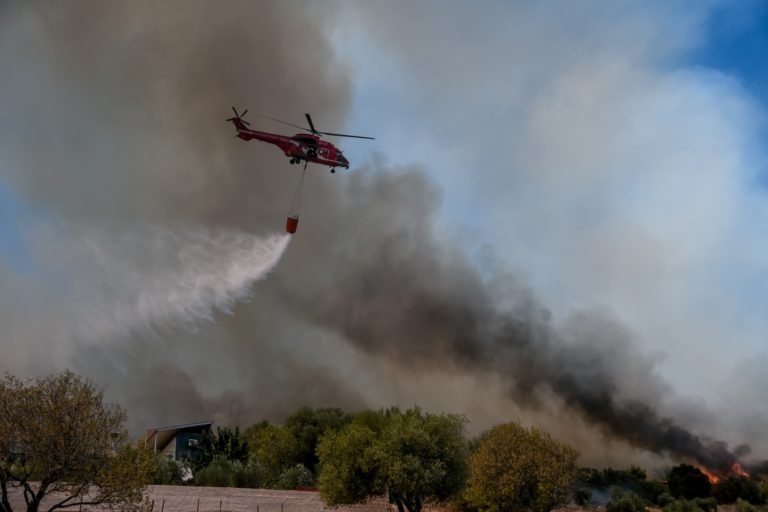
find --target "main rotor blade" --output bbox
[305,113,317,133]
[252,113,308,132]
[231,106,239,117]
[318,131,375,140]
[241,109,248,117]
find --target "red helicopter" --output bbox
[226,108,374,173]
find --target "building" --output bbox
[144,420,213,462]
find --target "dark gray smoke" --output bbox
[0,1,755,470]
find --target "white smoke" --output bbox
[33,226,291,343]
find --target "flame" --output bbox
[732,463,749,478]
[698,463,749,485]
[700,467,721,485]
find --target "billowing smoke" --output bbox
[0,0,762,471]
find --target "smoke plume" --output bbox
[0,0,762,471]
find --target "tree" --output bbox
[667,465,712,500]
[285,407,352,472]
[712,477,761,504]
[464,421,579,512]
[316,408,468,512]
[376,409,468,512]
[247,424,300,487]
[196,426,249,470]
[316,422,385,505]
[0,371,153,512]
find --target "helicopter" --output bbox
[226,108,374,173]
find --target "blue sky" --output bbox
[693,1,768,108]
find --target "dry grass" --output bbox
[4,485,397,512]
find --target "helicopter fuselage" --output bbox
[231,120,349,169]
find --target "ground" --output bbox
[5,485,454,512]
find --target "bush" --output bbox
[153,455,191,485]
[575,488,592,506]
[736,498,760,512]
[195,456,236,487]
[194,456,261,488]
[713,477,762,504]
[663,497,717,512]
[277,463,314,490]
[664,499,704,512]
[606,487,646,512]
[234,461,262,488]
[668,465,712,499]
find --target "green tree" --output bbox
[317,408,468,512]
[667,465,712,500]
[712,477,761,504]
[247,424,300,487]
[316,422,384,505]
[195,426,248,470]
[377,409,468,512]
[464,421,579,512]
[277,464,314,490]
[285,407,352,472]
[0,371,153,512]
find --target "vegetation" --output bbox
[285,407,352,472]
[10,369,768,512]
[317,407,468,512]
[712,476,762,504]
[606,487,647,512]
[668,465,712,500]
[195,426,249,470]
[194,456,260,488]
[581,466,669,506]
[152,454,191,485]
[464,421,579,512]
[663,497,718,512]
[0,371,153,512]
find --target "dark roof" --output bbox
[144,420,213,451]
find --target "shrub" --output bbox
[194,456,237,487]
[575,488,592,506]
[663,497,717,512]
[664,499,704,512]
[667,465,712,499]
[277,463,314,490]
[736,498,760,512]
[153,455,191,485]
[713,477,762,504]
[607,487,646,512]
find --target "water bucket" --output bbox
[286,214,299,234]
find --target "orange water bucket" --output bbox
[286,214,299,234]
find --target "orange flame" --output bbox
[699,467,721,484]
[732,463,749,478]
[698,463,749,485]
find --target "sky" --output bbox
[332,1,768,389]
[1,0,767,471]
